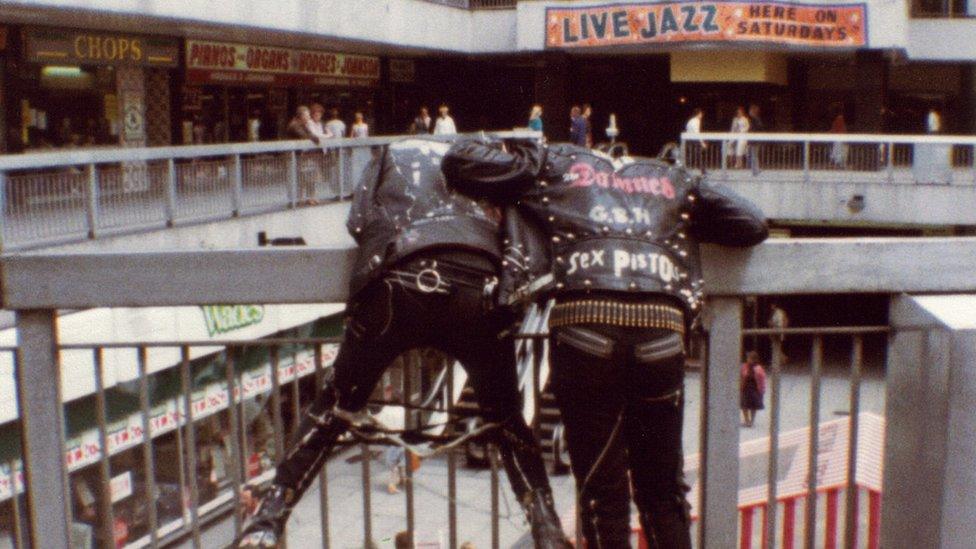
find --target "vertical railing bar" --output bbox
[180,346,202,548]
[720,140,729,181]
[804,336,823,549]
[843,336,863,549]
[14,310,72,549]
[886,143,895,184]
[8,458,25,549]
[172,365,190,538]
[765,338,783,549]
[447,362,458,549]
[0,171,8,253]
[287,151,299,208]
[268,345,288,548]
[361,441,373,548]
[165,158,178,227]
[225,347,245,537]
[93,347,117,549]
[290,347,301,438]
[337,147,347,198]
[85,164,99,238]
[403,357,416,543]
[231,154,243,216]
[489,443,500,549]
[270,346,287,465]
[313,344,331,548]
[803,141,811,183]
[137,346,160,546]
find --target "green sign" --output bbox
[200,305,265,336]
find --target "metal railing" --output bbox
[680,132,976,186]
[419,0,517,8]
[0,131,535,252]
[2,238,975,547]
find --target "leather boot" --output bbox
[638,504,692,549]
[236,401,349,548]
[523,489,573,549]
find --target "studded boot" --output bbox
[523,488,574,549]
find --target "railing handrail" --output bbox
[682,131,976,145]
[0,130,539,171]
[3,237,975,309]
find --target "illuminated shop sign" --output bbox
[24,27,179,67]
[545,2,867,49]
[185,39,381,87]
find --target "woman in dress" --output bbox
[740,351,767,427]
[730,106,750,168]
[350,111,369,138]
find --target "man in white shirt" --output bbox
[684,108,707,173]
[434,104,457,135]
[325,108,347,139]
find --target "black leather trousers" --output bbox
[273,252,552,506]
[550,324,692,549]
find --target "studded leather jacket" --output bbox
[442,141,768,314]
[346,138,504,299]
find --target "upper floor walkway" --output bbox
[5,0,976,61]
[2,130,975,254]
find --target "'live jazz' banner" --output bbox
[545,2,867,49]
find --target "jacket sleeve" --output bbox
[441,139,545,203]
[689,179,769,247]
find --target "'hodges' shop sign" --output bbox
[545,2,867,49]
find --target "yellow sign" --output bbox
[24,27,179,67]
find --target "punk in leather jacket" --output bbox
[441,140,769,314]
[346,138,504,299]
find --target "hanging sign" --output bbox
[185,40,380,87]
[545,2,867,49]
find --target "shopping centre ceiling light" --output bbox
[41,65,83,78]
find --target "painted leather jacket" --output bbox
[346,138,503,299]
[442,140,768,314]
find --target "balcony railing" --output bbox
[0,131,535,252]
[679,132,976,186]
[2,237,975,547]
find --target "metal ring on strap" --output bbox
[415,268,443,293]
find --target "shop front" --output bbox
[180,40,380,144]
[8,27,179,152]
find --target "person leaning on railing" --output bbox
[442,139,768,548]
[236,137,572,549]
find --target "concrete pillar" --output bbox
[853,51,887,133]
[534,52,570,142]
[884,295,976,549]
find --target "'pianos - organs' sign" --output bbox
[545,2,867,49]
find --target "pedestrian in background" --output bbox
[768,302,789,363]
[528,104,544,134]
[350,111,369,138]
[685,108,707,173]
[926,107,942,134]
[569,106,586,147]
[411,106,433,134]
[730,106,750,169]
[829,111,848,168]
[748,104,765,175]
[309,103,334,140]
[582,103,594,147]
[740,351,767,427]
[325,108,346,140]
[434,103,457,135]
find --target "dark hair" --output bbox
[693,108,703,116]
[746,351,760,363]
[395,531,413,549]
[570,106,582,117]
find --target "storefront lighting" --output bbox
[41,65,83,77]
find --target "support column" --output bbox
[700,297,742,548]
[884,295,976,548]
[854,51,887,133]
[16,310,71,549]
[534,52,570,141]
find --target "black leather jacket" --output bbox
[442,141,768,313]
[346,139,503,299]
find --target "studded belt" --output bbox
[548,299,685,333]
